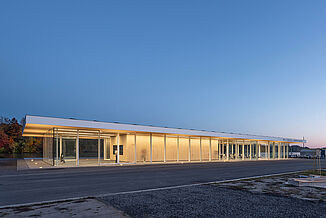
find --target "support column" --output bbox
[221,141,224,160]
[177,136,179,162]
[98,131,100,165]
[242,141,245,160]
[209,137,212,161]
[231,143,234,159]
[287,144,289,159]
[200,137,202,162]
[226,140,229,161]
[278,143,281,159]
[272,142,275,159]
[76,130,79,166]
[188,137,191,162]
[55,130,59,166]
[164,134,166,163]
[267,141,270,159]
[258,142,261,159]
[134,133,137,163]
[103,138,107,160]
[59,135,62,162]
[150,133,153,163]
[217,140,220,160]
[117,133,120,163]
[283,143,286,159]
[249,143,252,160]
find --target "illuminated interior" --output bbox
[23,115,305,167]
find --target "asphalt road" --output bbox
[0,159,319,207]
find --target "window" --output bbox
[113,145,123,155]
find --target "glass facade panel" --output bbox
[126,134,136,163]
[166,136,177,162]
[116,134,126,163]
[43,128,54,165]
[179,137,189,161]
[211,139,219,160]
[190,138,200,161]
[136,133,150,163]
[152,134,164,162]
[201,138,210,161]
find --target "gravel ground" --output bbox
[101,185,326,218]
[0,198,129,218]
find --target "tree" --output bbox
[0,116,42,154]
[0,129,10,152]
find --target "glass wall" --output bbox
[135,133,151,163]
[190,137,200,161]
[43,128,54,165]
[211,139,219,160]
[179,137,190,161]
[152,134,164,162]
[42,127,287,167]
[201,138,210,161]
[166,136,177,162]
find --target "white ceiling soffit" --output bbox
[24,115,306,143]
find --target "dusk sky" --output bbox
[1,1,325,147]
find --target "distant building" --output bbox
[299,149,325,159]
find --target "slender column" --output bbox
[134,133,137,163]
[177,136,179,162]
[150,133,153,163]
[234,143,237,159]
[200,137,202,162]
[76,130,79,166]
[117,133,120,163]
[217,140,220,160]
[221,141,224,159]
[287,144,289,159]
[272,142,275,159]
[258,143,261,159]
[249,143,252,160]
[231,143,234,158]
[164,134,166,163]
[103,139,107,160]
[98,131,100,165]
[56,130,59,166]
[209,137,212,161]
[237,143,240,159]
[278,143,281,159]
[283,143,286,159]
[59,136,62,161]
[226,140,229,160]
[188,137,191,162]
[267,141,270,159]
[242,141,245,160]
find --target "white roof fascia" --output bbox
[24,115,306,143]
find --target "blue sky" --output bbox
[1,1,325,147]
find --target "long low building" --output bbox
[22,115,306,167]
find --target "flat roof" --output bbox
[22,115,306,143]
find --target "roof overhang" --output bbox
[22,115,307,143]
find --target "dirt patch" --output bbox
[215,172,326,202]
